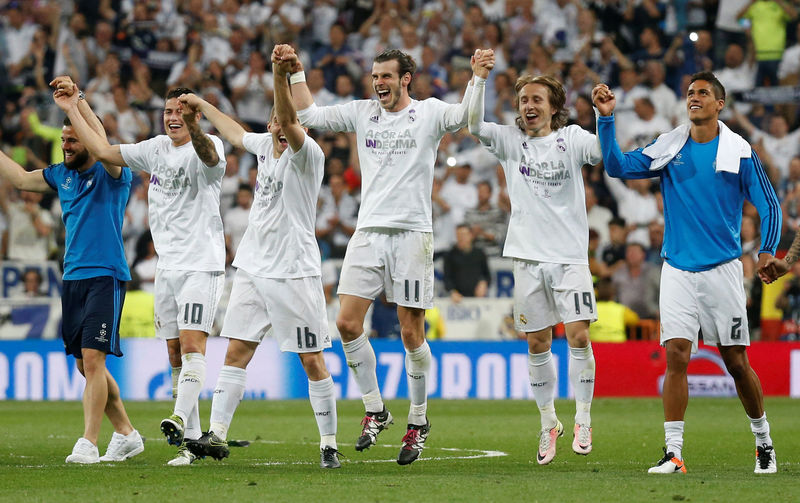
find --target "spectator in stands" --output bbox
[733,109,800,179]
[643,60,678,123]
[131,230,157,294]
[586,184,613,250]
[312,22,359,92]
[3,1,38,87]
[777,22,800,82]
[715,42,757,118]
[306,67,336,107]
[432,175,455,260]
[443,224,490,303]
[738,0,797,86]
[600,217,628,274]
[223,183,252,257]
[611,66,648,124]
[778,156,800,200]
[604,173,660,247]
[230,51,274,133]
[316,173,357,259]
[591,278,639,343]
[612,242,660,319]
[774,262,800,340]
[440,163,478,226]
[646,221,665,266]
[19,268,46,298]
[618,97,672,150]
[0,185,53,261]
[119,272,156,338]
[463,180,507,257]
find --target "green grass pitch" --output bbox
[1,398,797,502]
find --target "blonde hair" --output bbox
[514,75,569,132]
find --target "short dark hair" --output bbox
[689,71,725,101]
[609,217,626,228]
[165,87,194,100]
[63,115,104,127]
[374,49,416,91]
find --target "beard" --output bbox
[64,149,90,170]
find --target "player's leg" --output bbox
[162,271,225,447]
[554,264,598,456]
[79,349,108,450]
[391,230,434,465]
[299,351,340,469]
[514,260,562,465]
[396,305,431,465]
[649,263,695,474]
[186,270,267,462]
[708,260,775,473]
[336,230,391,450]
[93,277,144,462]
[564,320,594,455]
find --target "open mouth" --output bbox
[376,89,390,101]
[278,135,288,147]
[525,112,538,123]
[689,105,701,111]
[168,124,182,131]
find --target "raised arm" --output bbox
[591,84,654,179]
[276,44,314,112]
[180,101,221,168]
[0,150,52,193]
[51,77,125,177]
[179,93,246,150]
[272,45,306,152]
[467,49,495,142]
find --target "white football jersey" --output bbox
[120,135,226,271]
[233,132,325,278]
[474,123,602,264]
[296,94,469,232]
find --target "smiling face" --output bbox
[517,83,555,137]
[266,113,288,157]
[686,79,724,124]
[371,59,410,112]
[162,97,193,146]
[61,126,91,171]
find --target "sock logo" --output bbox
[316,411,331,416]
[580,378,595,383]
[531,381,547,387]
[347,362,362,369]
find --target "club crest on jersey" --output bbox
[522,142,528,150]
[519,314,528,325]
[259,155,266,162]
[61,176,73,190]
[408,109,416,122]
[370,114,379,123]
[556,138,566,152]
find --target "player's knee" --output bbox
[336,315,362,339]
[665,344,691,371]
[724,358,749,380]
[299,353,328,380]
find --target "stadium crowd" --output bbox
[3,0,800,340]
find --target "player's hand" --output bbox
[178,93,203,113]
[178,94,199,122]
[591,84,616,116]
[50,76,79,109]
[758,254,790,284]
[272,44,298,75]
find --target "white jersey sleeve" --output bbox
[296,101,360,132]
[120,137,160,173]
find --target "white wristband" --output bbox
[289,71,306,85]
[474,76,487,86]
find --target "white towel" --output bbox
[641,120,751,174]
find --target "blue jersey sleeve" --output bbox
[597,115,657,180]
[42,164,60,191]
[741,152,781,255]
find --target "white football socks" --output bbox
[309,376,337,449]
[749,413,772,447]
[341,333,384,413]
[171,366,181,399]
[174,353,206,424]
[405,341,431,425]
[568,344,595,426]
[209,365,247,441]
[664,421,684,460]
[529,351,558,430]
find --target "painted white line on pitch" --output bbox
[248,442,507,466]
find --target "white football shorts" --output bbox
[513,259,597,332]
[337,228,434,309]
[154,269,225,339]
[660,260,749,351]
[221,269,331,353]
